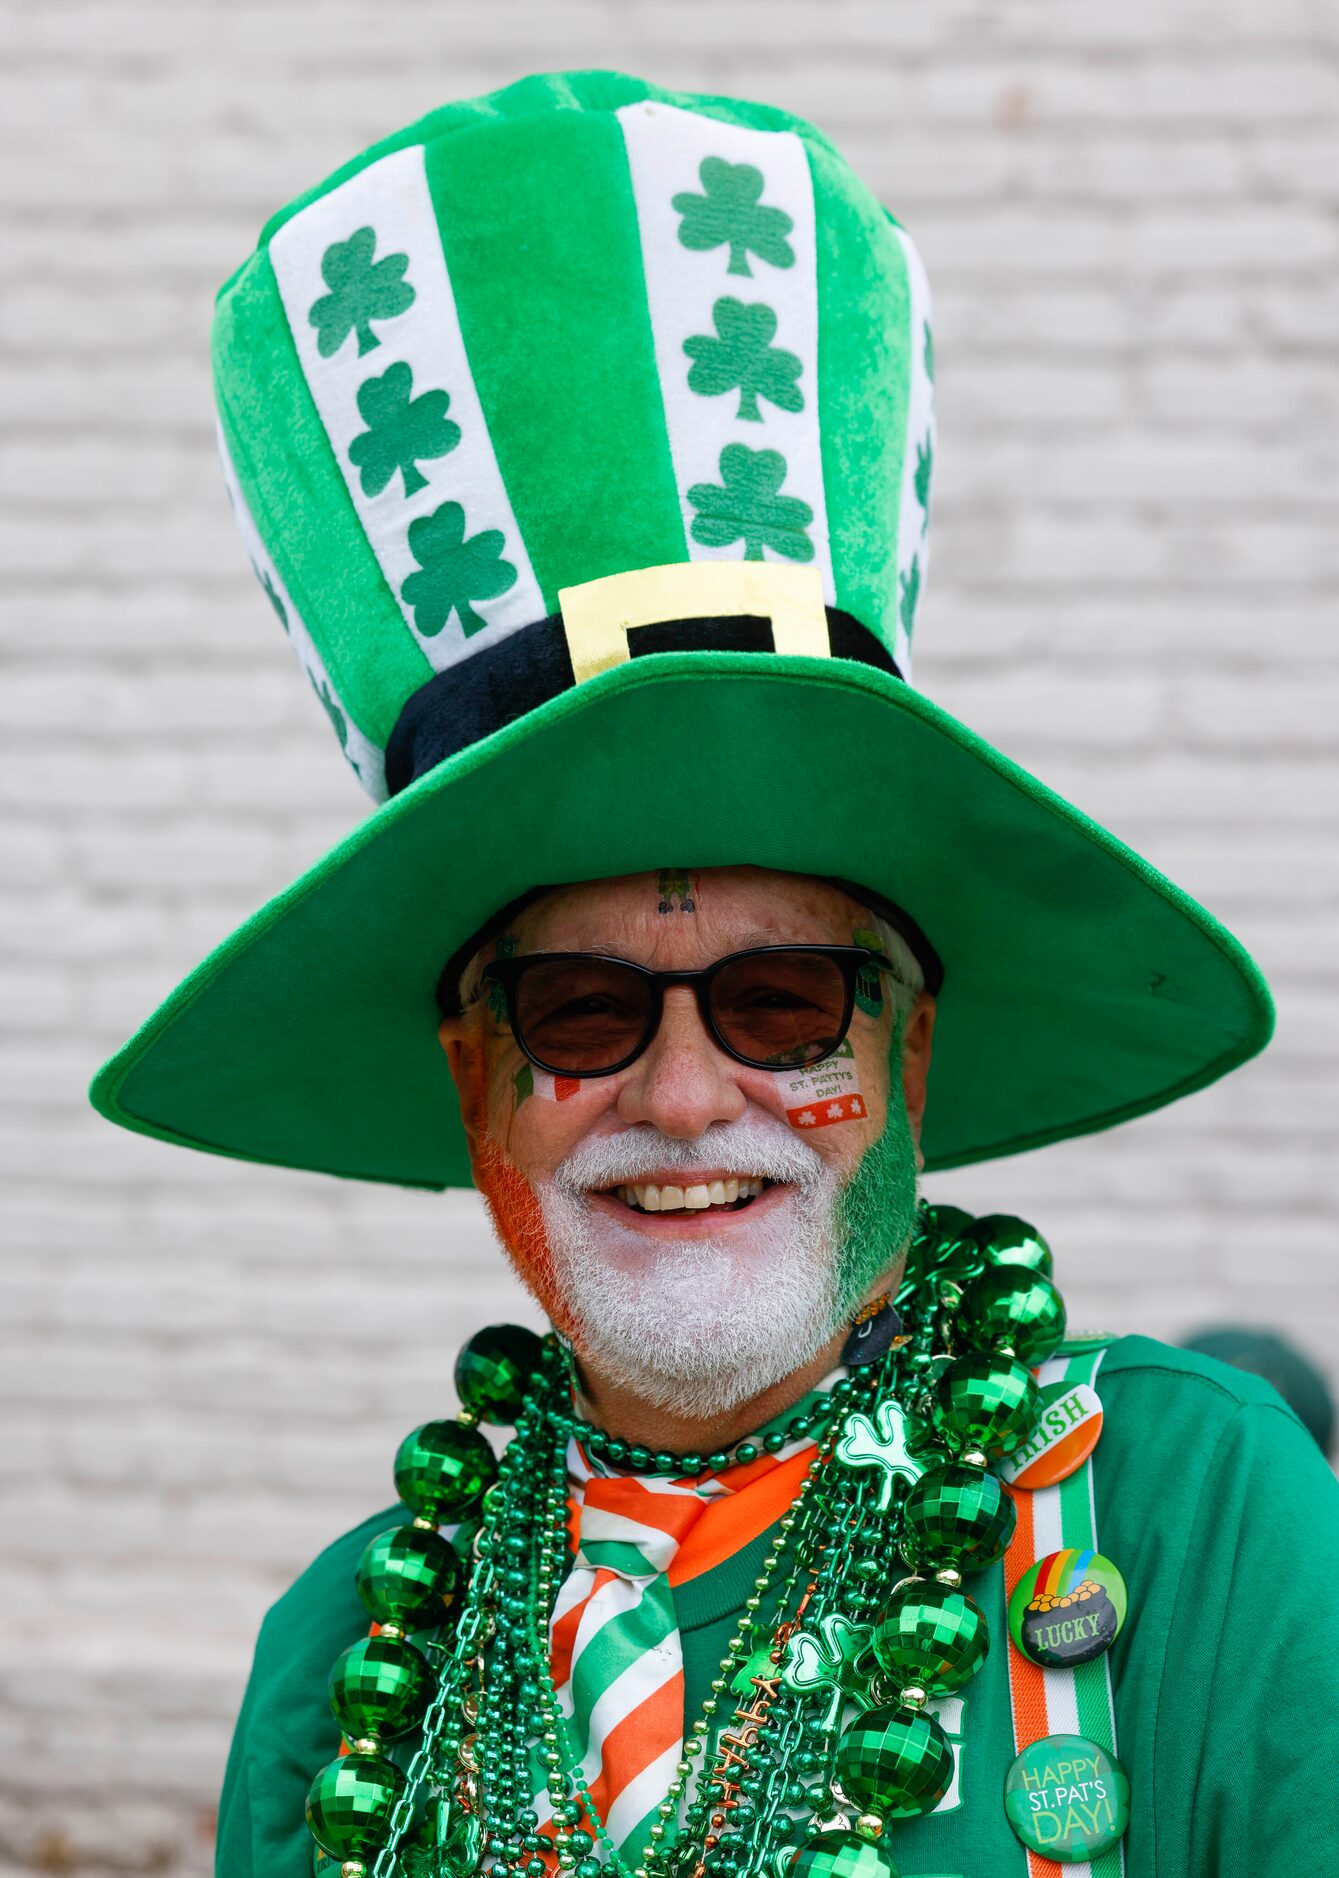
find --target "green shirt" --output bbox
[217,1337,1339,1877]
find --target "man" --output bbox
[89,70,1337,1878]
[438,868,935,1443]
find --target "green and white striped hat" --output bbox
[90,69,1273,1189]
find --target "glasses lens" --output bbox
[511,958,656,1073]
[710,950,851,1067]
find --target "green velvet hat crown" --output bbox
[89,69,1273,1189]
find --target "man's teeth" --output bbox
[615,1178,767,1213]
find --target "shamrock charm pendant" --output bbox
[782,1612,877,1730]
[836,1398,930,1510]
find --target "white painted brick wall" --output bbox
[2,2,1336,1870]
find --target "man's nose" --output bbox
[615,987,748,1137]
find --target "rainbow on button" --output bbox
[1038,1547,1095,1599]
[1008,1546,1128,1670]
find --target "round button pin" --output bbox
[1009,1547,1127,1669]
[999,1378,1103,1489]
[1004,1733,1130,1862]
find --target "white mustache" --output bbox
[553,1115,829,1195]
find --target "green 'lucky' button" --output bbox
[1004,1733,1130,1863]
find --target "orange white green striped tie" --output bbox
[545,1430,820,1854]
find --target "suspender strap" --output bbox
[1002,1346,1124,1878]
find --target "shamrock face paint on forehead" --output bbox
[657,867,697,913]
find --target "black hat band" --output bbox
[385,605,903,800]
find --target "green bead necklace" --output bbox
[305,1203,1068,1878]
[557,1386,846,1479]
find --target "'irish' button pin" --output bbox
[1009,1547,1127,1669]
[1004,1733,1130,1862]
[999,1378,1102,1489]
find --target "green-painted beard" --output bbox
[832,1012,920,1317]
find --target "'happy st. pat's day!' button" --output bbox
[1008,1547,1127,1669]
[1004,1734,1131,1862]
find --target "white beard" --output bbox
[535,1114,845,1418]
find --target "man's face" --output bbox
[438,866,936,1414]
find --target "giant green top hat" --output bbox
[88,69,1273,1189]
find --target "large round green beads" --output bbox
[921,1202,974,1247]
[873,1581,989,1696]
[305,1750,406,1859]
[394,1419,497,1522]
[900,1462,1016,1572]
[789,1827,902,1878]
[329,1633,430,1744]
[356,1524,461,1629]
[454,1323,544,1425]
[933,1355,1041,1459]
[835,1704,954,1818]
[919,1203,984,1284]
[957,1267,1066,1367]
[973,1213,1053,1276]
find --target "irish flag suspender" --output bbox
[1002,1346,1124,1878]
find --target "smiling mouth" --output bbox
[605,1177,773,1215]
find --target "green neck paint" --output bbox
[832,1009,919,1318]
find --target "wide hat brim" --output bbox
[89,654,1273,1189]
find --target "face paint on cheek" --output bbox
[831,1010,920,1316]
[773,1037,866,1130]
[469,1130,570,1330]
[656,867,696,914]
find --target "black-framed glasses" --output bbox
[478,944,896,1079]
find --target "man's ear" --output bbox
[437,1013,483,1148]
[899,991,937,1148]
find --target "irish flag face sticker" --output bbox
[773,1038,866,1130]
[513,1063,583,1106]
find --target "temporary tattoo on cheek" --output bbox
[852,927,885,1017]
[773,1037,866,1130]
[656,867,696,914]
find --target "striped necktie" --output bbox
[545,1423,823,1855]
